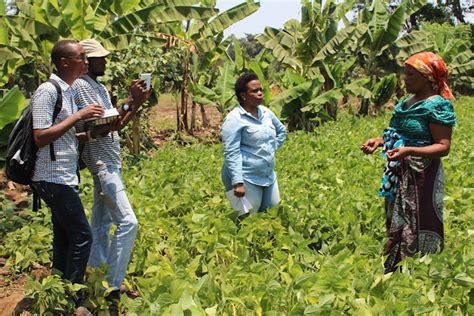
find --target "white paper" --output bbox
[85,108,119,125]
[140,73,151,90]
[225,189,254,215]
[103,108,119,118]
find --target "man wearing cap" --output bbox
[72,39,150,307]
[31,39,104,315]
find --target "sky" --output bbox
[215,0,474,38]
[216,0,301,38]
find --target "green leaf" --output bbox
[313,25,366,64]
[60,0,95,40]
[454,273,474,287]
[248,60,271,106]
[196,1,260,39]
[215,62,235,113]
[306,89,343,108]
[0,87,26,130]
[269,76,324,116]
[344,78,372,99]
[112,0,141,15]
[232,36,244,72]
[102,5,218,39]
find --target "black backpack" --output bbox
[5,79,63,186]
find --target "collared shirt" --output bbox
[32,74,79,186]
[72,75,121,175]
[221,104,287,187]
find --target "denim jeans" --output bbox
[32,181,92,284]
[243,179,280,212]
[224,178,280,213]
[88,167,138,290]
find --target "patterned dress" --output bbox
[381,95,456,273]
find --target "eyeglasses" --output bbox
[63,53,87,61]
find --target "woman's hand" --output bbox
[233,183,245,197]
[386,147,412,160]
[361,137,384,154]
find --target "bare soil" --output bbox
[146,94,223,147]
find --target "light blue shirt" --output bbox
[221,104,287,188]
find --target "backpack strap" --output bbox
[32,190,41,212]
[46,79,63,161]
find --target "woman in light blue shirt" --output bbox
[221,73,287,213]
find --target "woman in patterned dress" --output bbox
[361,52,456,273]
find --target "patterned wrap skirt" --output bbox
[383,156,445,273]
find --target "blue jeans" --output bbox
[223,177,281,213]
[242,179,280,212]
[32,181,92,284]
[88,167,138,290]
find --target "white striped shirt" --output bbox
[72,75,121,175]
[32,74,79,186]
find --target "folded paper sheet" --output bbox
[225,189,255,215]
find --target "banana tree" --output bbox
[257,0,368,128]
[0,0,219,90]
[189,34,274,126]
[0,87,27,162]
[1,0,222,154]
[154,0,260,131]
[354,0,428,115]
[419,22,474,94]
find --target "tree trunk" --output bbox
[324,103,337,121]
[179,50,189,131]
[359,98,370,116]
[110,77,119,107]
[395,74,405,99]
[132,114,140,155]
[200,103,209,128]
[176,93,180,131]
[180,87,188,131]
[191,101,197,131]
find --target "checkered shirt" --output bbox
[32,74,79,186]
[72,75,121,175]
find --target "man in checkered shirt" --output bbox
[31,40,104,314]
[72,39,150,307]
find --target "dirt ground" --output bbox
[147,94,223,145]
[0,95,224,315]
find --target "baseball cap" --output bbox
[80,39,110,58]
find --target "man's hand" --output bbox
[130,79,151,108]
[75,105,104,121]
[233,183,245,197]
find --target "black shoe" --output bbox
[106,290,120,315]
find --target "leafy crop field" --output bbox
[1,97,473,315]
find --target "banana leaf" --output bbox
[0,87,26,131]
[248,61,271,107]
[232,36,244,73]
[303,89,343,112]
[343,78,372,99]
[101,5,218,39]
[102,34,167,51]
[270,76,325,117]
[195,1,260,40]
[372,74,397,107]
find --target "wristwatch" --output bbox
[122,103,133,112]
